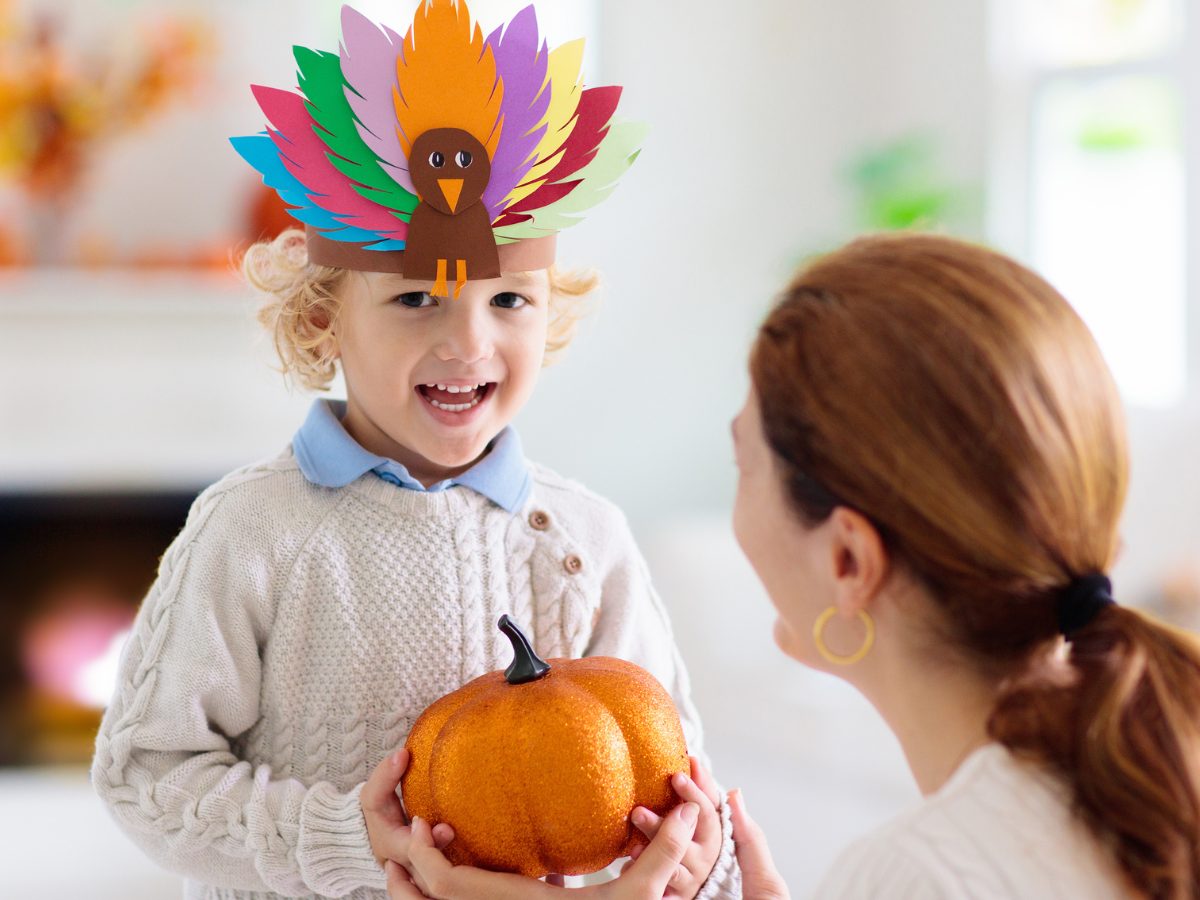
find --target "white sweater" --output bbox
[810,743,1132,899]
[91,447,741,899]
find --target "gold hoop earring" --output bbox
[812,606,875,666]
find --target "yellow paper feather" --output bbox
[394,0,504,160]
[501,38,585,208]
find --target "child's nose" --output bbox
[434,307,495,364]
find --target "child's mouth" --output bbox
[417,382,494,413]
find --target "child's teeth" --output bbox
[429,395,482,412]
[428,383,487,393]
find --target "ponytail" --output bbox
[990,606,1200,898]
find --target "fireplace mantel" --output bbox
[0,269,325,491]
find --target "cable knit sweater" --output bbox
[91,446,741,900]
[811,743,1131,899]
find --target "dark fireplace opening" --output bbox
[0,490,200,766]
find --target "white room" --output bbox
[2,0,1197,897]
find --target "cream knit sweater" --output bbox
[92,447,741,899]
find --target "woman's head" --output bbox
[243,228,597,478]
[737,231,1200,897]
[739,231,1128,667]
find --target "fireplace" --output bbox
[0,489,200,766]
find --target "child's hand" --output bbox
[728,787,790,900]
[626,756,722,899]
[361,749,455,878]
[387,803,699,900]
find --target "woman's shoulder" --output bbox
[811,743,1130,899]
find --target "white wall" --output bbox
[519,0,992,525]
[4,0,1199,896]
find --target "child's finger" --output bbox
[621,803,698,895]
[689,755,722,808]
[363,749,410,824]
[405,817,448,896]
[408,818,561,899]
[671,772,720,847]
[431,822,455,850]
[384,859,425,899]
[409,816,436,851]
[630,805,664,840]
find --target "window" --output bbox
[989,0,1187,407]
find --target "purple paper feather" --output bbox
[482,5,551,221]
[339,4,415,194]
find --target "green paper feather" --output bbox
[493,121,648,242]
[294,46,418,218]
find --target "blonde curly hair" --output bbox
[243,229,599,391]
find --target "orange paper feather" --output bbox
[394,0,504,160]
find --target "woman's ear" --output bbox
[828,507,889,616]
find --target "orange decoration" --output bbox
[401,616,689,877]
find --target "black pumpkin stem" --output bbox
[499,615,551,684]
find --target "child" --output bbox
[91,3,742,898]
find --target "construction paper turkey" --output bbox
[231,0,645,298]
[401,616,689,878]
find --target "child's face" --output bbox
[332,269,551,482]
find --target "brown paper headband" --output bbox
[306,226,557,276]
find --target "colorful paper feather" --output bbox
[480,6,551,222]
[231,0,642,256]
[393,0,503,160]
[339,5,415,196]
[253,85,408,241]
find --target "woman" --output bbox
[389,233,1200,898]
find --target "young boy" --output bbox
[92,3,741,898]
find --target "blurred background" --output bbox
[2,0,1198,896]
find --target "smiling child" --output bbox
[90,3,741,899]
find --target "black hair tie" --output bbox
[1056,573,1115,636]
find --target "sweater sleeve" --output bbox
[90,483,385,897]
[583,514,742,900]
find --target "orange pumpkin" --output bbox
[401,615,689,877]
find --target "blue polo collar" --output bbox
[291,398,531,513]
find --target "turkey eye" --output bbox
[455,150,473,168]
[429,151,445,168]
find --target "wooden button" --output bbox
[529,510,551,531]
[563,554,583,574]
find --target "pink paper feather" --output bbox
[252,84,407,240]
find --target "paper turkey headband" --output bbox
[232,0,644,299]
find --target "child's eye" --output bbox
[395,291,436,308]
[492,292,527,309]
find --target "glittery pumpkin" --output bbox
[401,616,689,877]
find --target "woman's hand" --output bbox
[361,750,454,880]
[728,788,790,900]
[625,757,722,899]
[386,802,701,900]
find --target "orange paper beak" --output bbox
[439,178,464,212]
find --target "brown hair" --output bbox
[750,232,1200,898]
[243,229,599,391]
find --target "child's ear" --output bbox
[309,305,340,359]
